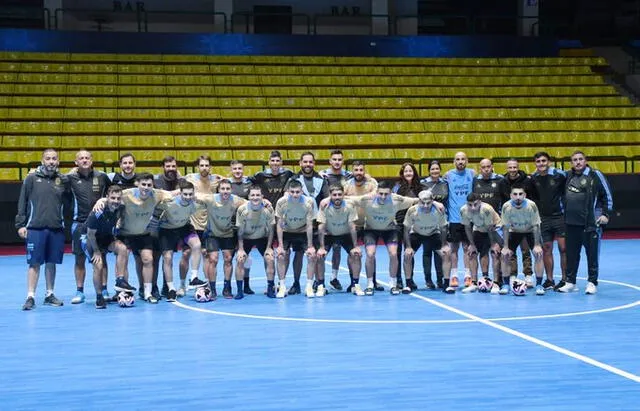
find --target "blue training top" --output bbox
[445,168,475,223]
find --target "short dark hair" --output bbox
[330,149,343,157]
[352,160,365,167]
[196,155,211,165]
[467,192,480,202]
[299,151,315,161]
[120,152,135,163]
[218,178,231,187]
[178,180,194,191]
[378,180,393,190]
[329,184,344,194]
[269,150,282,159]
[571,150,586,159]
[288,180,303,190]
[510,183,526,192]
[162,155,176,165]
[106,185,122,196]
[248,184,262,194]
[533,151,550,161]
[136,172,154,182]
[230,159,242,167]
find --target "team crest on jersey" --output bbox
[549,180,555,186]
[491,183,496,188]
[580,178,587,186]
[55,177,61,185]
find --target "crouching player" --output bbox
[403,190,454,294]
[82,185,134,308]
[235,186,276,299]
[316,185,363,296]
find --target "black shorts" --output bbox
[205,234,236,252]
[472,231,492,257]
[447,223,469,244]
[507,232,535,253]
[71,222,86,257]
[363,229,399,247]
[323,234,355,253]
[409,232,442,252]
[81,234,115,257]
[282,232,308,252]
[159,224,197,252]
[240,238,269,256]
[119,233,155,253]
[540,215,566,243]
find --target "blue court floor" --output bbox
[1,239,639,410]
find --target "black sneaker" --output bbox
[406,278,418,291]
[243,284,255,295]
[329,278,343,291]
[189,277,208,288]
[390,286,402,295]
[425,280,436,290]
[138,289,145,300]
[346,284,354,293]
[151,285,161,301]
[43,294,63,307]
[222,286,233,299]
[114,278,136,293]
[364,287,375,296]
[210,287,218,300]
[266,286,276,298]
[288,282,301,295]
[166,289,177,302]
[542,279,555,290]
[22,296,35,311]
[96,294,107,309]
[397,279,404,289]
[161,283,169,298]
[373,282,384,292]
[553,280,566,291]
[145,295,159,304]
[435,278,444,289]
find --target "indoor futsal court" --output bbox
[1,239,639,410]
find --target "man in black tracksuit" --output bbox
[557,151,613,294]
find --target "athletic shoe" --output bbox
[462,283,478,293]
[390,286,401,295]
[425,280,436,290]
[145,295,159,304]
[96,294,107,309]
[161,283,169,298]
[553,280,566,291]
[101,289,110,299]
[352,284,365,296]
[435,278,444,289]
[288,282,301,295]
[71,291,85,304]
[406,278,418,291]
[151,286,161,301]
[138,290,145,300]
[490,283,500,294]
[364,287,375,296]
[499,284,510,295]
[234,291,244,300]
[176,286,186,298]
[450,276,459,288]
[585,282,597,295]
[315,285,326,297]
[542,279,555,290]
[114,278,136,293]
[44,294,64,306]
[535,285,545,295]
[166,289,177,302]
[463,275,472,287]
[266,285,276,298]
[373,282,384,292]
[524,275,534,288]
[346,284,353,293]
[22,296,35,311]
[329,278,343,291]
[305,284,315,298]
[243,285,255,295]
[557,282,576,293]
[443,286,455,294]
[189,277,208,289]
[276,285,287,298]
[401,286,412,294]
[397,279,404,289]
[222,286,233,299]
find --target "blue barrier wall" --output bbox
[0,28,571,57]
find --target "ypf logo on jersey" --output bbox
[93,177,100,192]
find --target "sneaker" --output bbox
[397,279,404,289]
[373,282,384,292]
[266,285,276,298]
[145,295,159,304]
[364,286,375,296]
[210,287,218,300]
[406,278,418,291]
[151,286,161,301]
[401,286,412,294]
[535,285,545,296]
[276,285,287,298]
[44,294,64,306]
[425,280,436,290]
[525,275,534,288]
[176,286,186,298]
[161,283,169,298]
[96,294,107,309]
[542,279,555,290]
[435,278,444,289]
[71,291,85,304]
[166,289,177,302]
[137,290,145,300]
[114,278,136,293]
[189,277,208,289]
[234,291,245,300]
[553,280,566,291]
[443,286,455,294]
[305,284,315,298]
[22,296,35,311]
[346,284,353,293]
[499,284,510,295]
[222,286,233,299]
[288,282,301,295]
[315,285,326,297]
[557,282,576,293]
[462,283,478,293]
[585,282,597,295]
[463,275,472,287]
[450,276,459,288]
[329,278,343,291]
[352,284,365,296]
[390,286,401,295]
[490,283,500,294]
[101,289,110,299]
[243,285,255,295]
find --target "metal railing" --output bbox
[53,8,144,32]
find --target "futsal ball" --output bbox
[194,287,212,303]
[117,291,135,307]
[477,276,493,293]
[511,279,527,296]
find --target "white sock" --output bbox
[167,282,176,291]
[331,270,338,280]
[367,278,374,288]
[279,279,286,289]
[389,277,397,288]
[190,270,198,281]
[144,283,152,298]
[306,279,314,288]
[28,291,35,298]
[180,279,186,288]
[45,289,53,297]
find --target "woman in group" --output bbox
[419,160,449,289]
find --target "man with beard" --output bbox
[67,150,111,304]
[17,149,70,310]
[109,153,138,189]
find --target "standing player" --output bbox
[530,152,567,290]
[235,186,276,299]
[275,180,316,298]
[67,150,111,304]
[558,151,613,294]
[461,193,503,293]
[500,185,545,295]
[403,190,454,294]
[420,160,449,288]
[229,159,256,294]
[444,152,475,288]
[16,149,69,310]
[109,153,138,189]
[252,150,294,206]
[316,185,363,296]
[82,185,133,308]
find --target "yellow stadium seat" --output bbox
[171,121,225,134]
[5,121,62,133]
[2,135,60,149]
[164,64,209,74]
[119,135,174,148]
[277,121,325,134]
[280,134,330,147]
[67,97,117,108]
[62,136,119,149]
[166,75,211,85]
[119,109,171,120]
[0,168,20,181]
[286,149,333,161]
[219,108,271,120]
[228,135,281,147]
[64,121,118,134]
[231,150,271,163]
[174,135,229,148]
[128,150,176,163]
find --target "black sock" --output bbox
[236,280,243,293]
[443,278,450,287]
[351,277,358,286]
[77,287,84,293]
[536,276,543,286]
[224,279,231,288]
[267,280,275,287]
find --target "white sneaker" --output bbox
[305,284,315,298]
[557,282,576,293]
[525,275,534,288]
[462,283,478,293]
[585,282,597,295]
[352,284,365,296]
[490,283,500,294]
[276,285,287,298]
[176,286,186,298]
[315,284,326,297]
